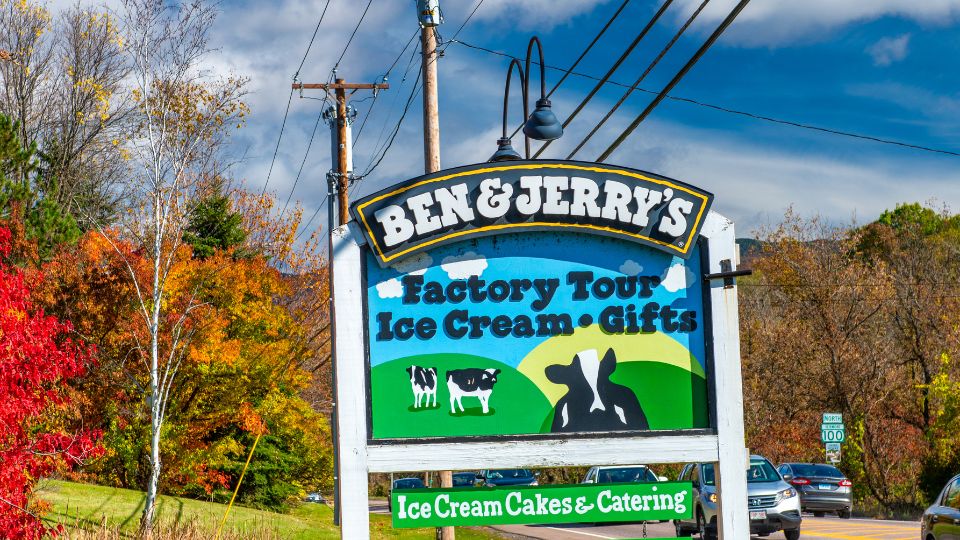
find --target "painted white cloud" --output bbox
[390,253,433,275]
[661,262,697,293]
[619,260,643,275]
[676,0,960,46]
[376,278,403,299]
[441,252,488,279]
[867,34,911,66]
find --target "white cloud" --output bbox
[661,262,696,293]
[472,0,614,30]
[619,260,643,275]
[441,251,488,279]
[675,0,960,45]
[868,34,911,66]
[390,253,434,275]
[375,278,403,299]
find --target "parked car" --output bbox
[582,465,661,484]
[452,472,479,487]
[778,462,852,518]
[304,492,325,504]
[922,473,960,540]
[478,469,538,487]
[388,477,426,511]
[674,455,801,540]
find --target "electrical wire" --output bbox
[567,0,710,159]
[533,0,675,159]
[333,0,375,73]
[280,100,327,218]
[597,0,752,162]
[508,0,632,141]
[358,70,423,181]
[449,40,960,159]
[354,30,419,146]
[293,0,334,81]
[259,89,294,196]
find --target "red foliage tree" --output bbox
[0,226,100,539]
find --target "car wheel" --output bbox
[697,509,715,540]
[784,529,801,540]
[838,509,851,519]
[813,511,825,517]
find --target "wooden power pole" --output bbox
[292,79,389,225]
[292,78,387,532]
[417,18,453,540]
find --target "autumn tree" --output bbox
[0,226,99,539]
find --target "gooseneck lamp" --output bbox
[489,36,563,162]
[521,36,563,155]
[489,58,525,162]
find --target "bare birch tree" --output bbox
[108,0,247,535]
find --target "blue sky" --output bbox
[75,0,960,236]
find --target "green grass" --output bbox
[37,480,500,539]
[370,354,553,438]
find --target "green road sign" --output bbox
[822,413,842,424]
[391,482,694,528]
[821,424,845,443]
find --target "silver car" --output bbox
[674,455,802,540]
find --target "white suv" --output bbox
[674,455,801,540]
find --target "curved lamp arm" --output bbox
[503,58,528,157]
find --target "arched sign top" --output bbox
[350,160,713,267]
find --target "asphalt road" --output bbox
[490,515,920,539]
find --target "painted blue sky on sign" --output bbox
[365,231,707,371]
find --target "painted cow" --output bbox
[446,368,500,414]
[545,348,649,432]
[405,365,438,409]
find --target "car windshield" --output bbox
[702,464,716,486]
[393,478,425,489]
[452,474,476,486]
[788,464,844,478]
[596,467,657,483]
[488,469,533,479]
[748,460,780,483]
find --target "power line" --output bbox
[293,0,334,81]
[450,40,960,159]
[354,30,419,146]
[333,0,375,73]
[358,69,424,181]
[280,99,327,218]
[567,0,710,159]
[259,89,294,196]
[508,0,632,140]
[533,0,675,158]
[598,0,751,162]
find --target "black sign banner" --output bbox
[351,161,713,267]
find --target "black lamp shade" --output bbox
[523,98,563,141]
[489,137,522,162]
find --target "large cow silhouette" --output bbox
[545,348,649,432]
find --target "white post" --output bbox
[332,222,370,539]
[703,212,749,540]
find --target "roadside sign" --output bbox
[330,160,750,538]
[392,482,694,528]
[822,413,842,424]
[821,424,845,443]
[825,443,841,463]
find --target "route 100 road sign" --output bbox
[821,423,845,443]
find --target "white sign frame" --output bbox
[331,210,749,539]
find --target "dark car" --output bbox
[478,469,538,487]
[778,463,852,518]
[453,472,479,487]
[388,477,426,511]
[922,473,960,540]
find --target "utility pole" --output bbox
[293,79,389,224]
[292,77,387,532]
[415,0,450,538]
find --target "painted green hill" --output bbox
[370,354,553,439]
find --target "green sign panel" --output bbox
[822,412,842,424]
[391,482,694,528]
[821,423,845,442]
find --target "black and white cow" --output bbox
[446,368,501,414]
[545,348,648,432]
[405,365,438,409]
